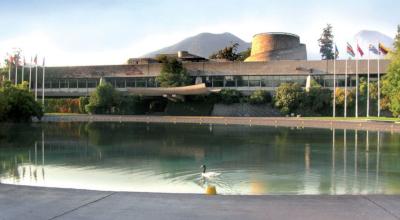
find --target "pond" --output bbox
[0,122,399,195]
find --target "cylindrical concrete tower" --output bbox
[245,32,307,62]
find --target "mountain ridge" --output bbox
[142,32,251,58]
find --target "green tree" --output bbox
[79,97,89,113]
[302,87,332,116]
[318,24,335,60]
[332,87,355,116]
[249,90,272,105]
[0,81,43,122]
[238,48,252,61]
[156,57,190,87]
[209,43,241,61]
[382,25,400,117]
[117,95,147,115]
[0,66,8,84]
[0,89,10,121]
[85,81,120,114]
[274,83,304,114]
[218,89,242,104]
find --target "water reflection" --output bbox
[0,122,399,195]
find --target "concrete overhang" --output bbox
[127,83,219,96]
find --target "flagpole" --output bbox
[29,57,32,91]
[35,61,38,101]
[367,49,370,117]
[333,54,336,118]
[355,56,359,118]
[345,58,348,117]
[8,61,11,80]
[377,51,380,117]
[15,57,18,85]
[22,58,25,82]
[42,57,45,108]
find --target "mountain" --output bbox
[354,30,394,58]
[142,32,251,58]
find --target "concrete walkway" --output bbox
[1,184,399,220]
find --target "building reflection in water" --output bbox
[331,128,336,194]
[375,131,380,193]
[354,129,358,186]
[328,128,383,194]
[344,129,347,190]
[0,124,389,195]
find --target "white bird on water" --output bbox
[200,165,220,179]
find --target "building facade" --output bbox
[34,59,389,97]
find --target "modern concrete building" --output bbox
[245,32,307,62]
[31,59,389,97]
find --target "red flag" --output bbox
[357,44,364,57]
[8,56,14,64]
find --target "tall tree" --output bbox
[238,47,251,61]
[318,24,335,60]
[209,43,240,61]
[156,56,190,87]
[382,25,400,117]
[394,25,400,53]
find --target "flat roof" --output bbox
[253,32,300,38]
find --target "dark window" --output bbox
[147,78,156,87]
[60,79,68,88]
[224,76,236,87]
[116,78,126,88]
[78,79,87,88]
[126,79,135,87]
[45,81,51,89]
[87,79,97,88]
[236,76,248,87]
[248,76,261,87]
[69,79,78,88]
[212,76,224,87]
[135,78,146,87]
[50,79,59,88]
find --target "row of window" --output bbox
[33,75,379,89]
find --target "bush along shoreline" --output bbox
[0,81,43,122]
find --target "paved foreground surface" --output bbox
[1,184,400,220]
[40,115,400,133]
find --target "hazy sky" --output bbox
[0,0,398,66]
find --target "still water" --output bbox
[0,122,399,195]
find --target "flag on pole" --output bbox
[8,55,14,64]
[378,43,390,55]
[14,55,19,66]
[335,45,339,59]
[346,43,355,57]
[34,55,38,65]
[357,44,364,57]
[369,44,379,55]
[42,57,45,67]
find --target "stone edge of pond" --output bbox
[36,114,400,133]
